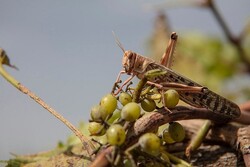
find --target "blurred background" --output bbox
[0,0,249,161]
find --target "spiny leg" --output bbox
[147,81,204,93]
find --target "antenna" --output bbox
[112,31,125,53]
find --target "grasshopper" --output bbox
[114,32,240,119]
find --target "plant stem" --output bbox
[0,57,95,157]
[161,149,191,167]
[132,77,147,103]
[0,62,19,89]
[185,120,212,158]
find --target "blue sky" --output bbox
[0,0,249,160]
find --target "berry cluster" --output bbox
[88,84,187,166]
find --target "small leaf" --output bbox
[0,48,18,70]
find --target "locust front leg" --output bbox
[112,70,135,95]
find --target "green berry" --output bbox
[88,122,106,136]
[121,102,141,121]
[106,124,126,146]
[99,105,110,120]
[164,89,179,108]
[107,109,121,124]
[100,94,117,115]
[168,122,185,142]
[119,92,132,106]
[90,105,102,121]
[141,98,156,112]
[139,133,161,156]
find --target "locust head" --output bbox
[122,50,136,74]
[112,32,143,75]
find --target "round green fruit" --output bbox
[90,105,102,121]
[88,122,106,136]
[139,133,161,156]
[164,89,179,108]
[168,122,185,142]
[106,124,126,146]
[121,102,141,121]
[119,92,132,106]
[141,98,156,112]
[100,94,117,115]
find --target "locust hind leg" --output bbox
[147,81,204,93]
[160,32,178,69]
[147,81,205,111]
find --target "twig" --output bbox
[235,101,250,124]
[206,0,250,71]
[239,100,250,111]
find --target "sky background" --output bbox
[0,0,249,162]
